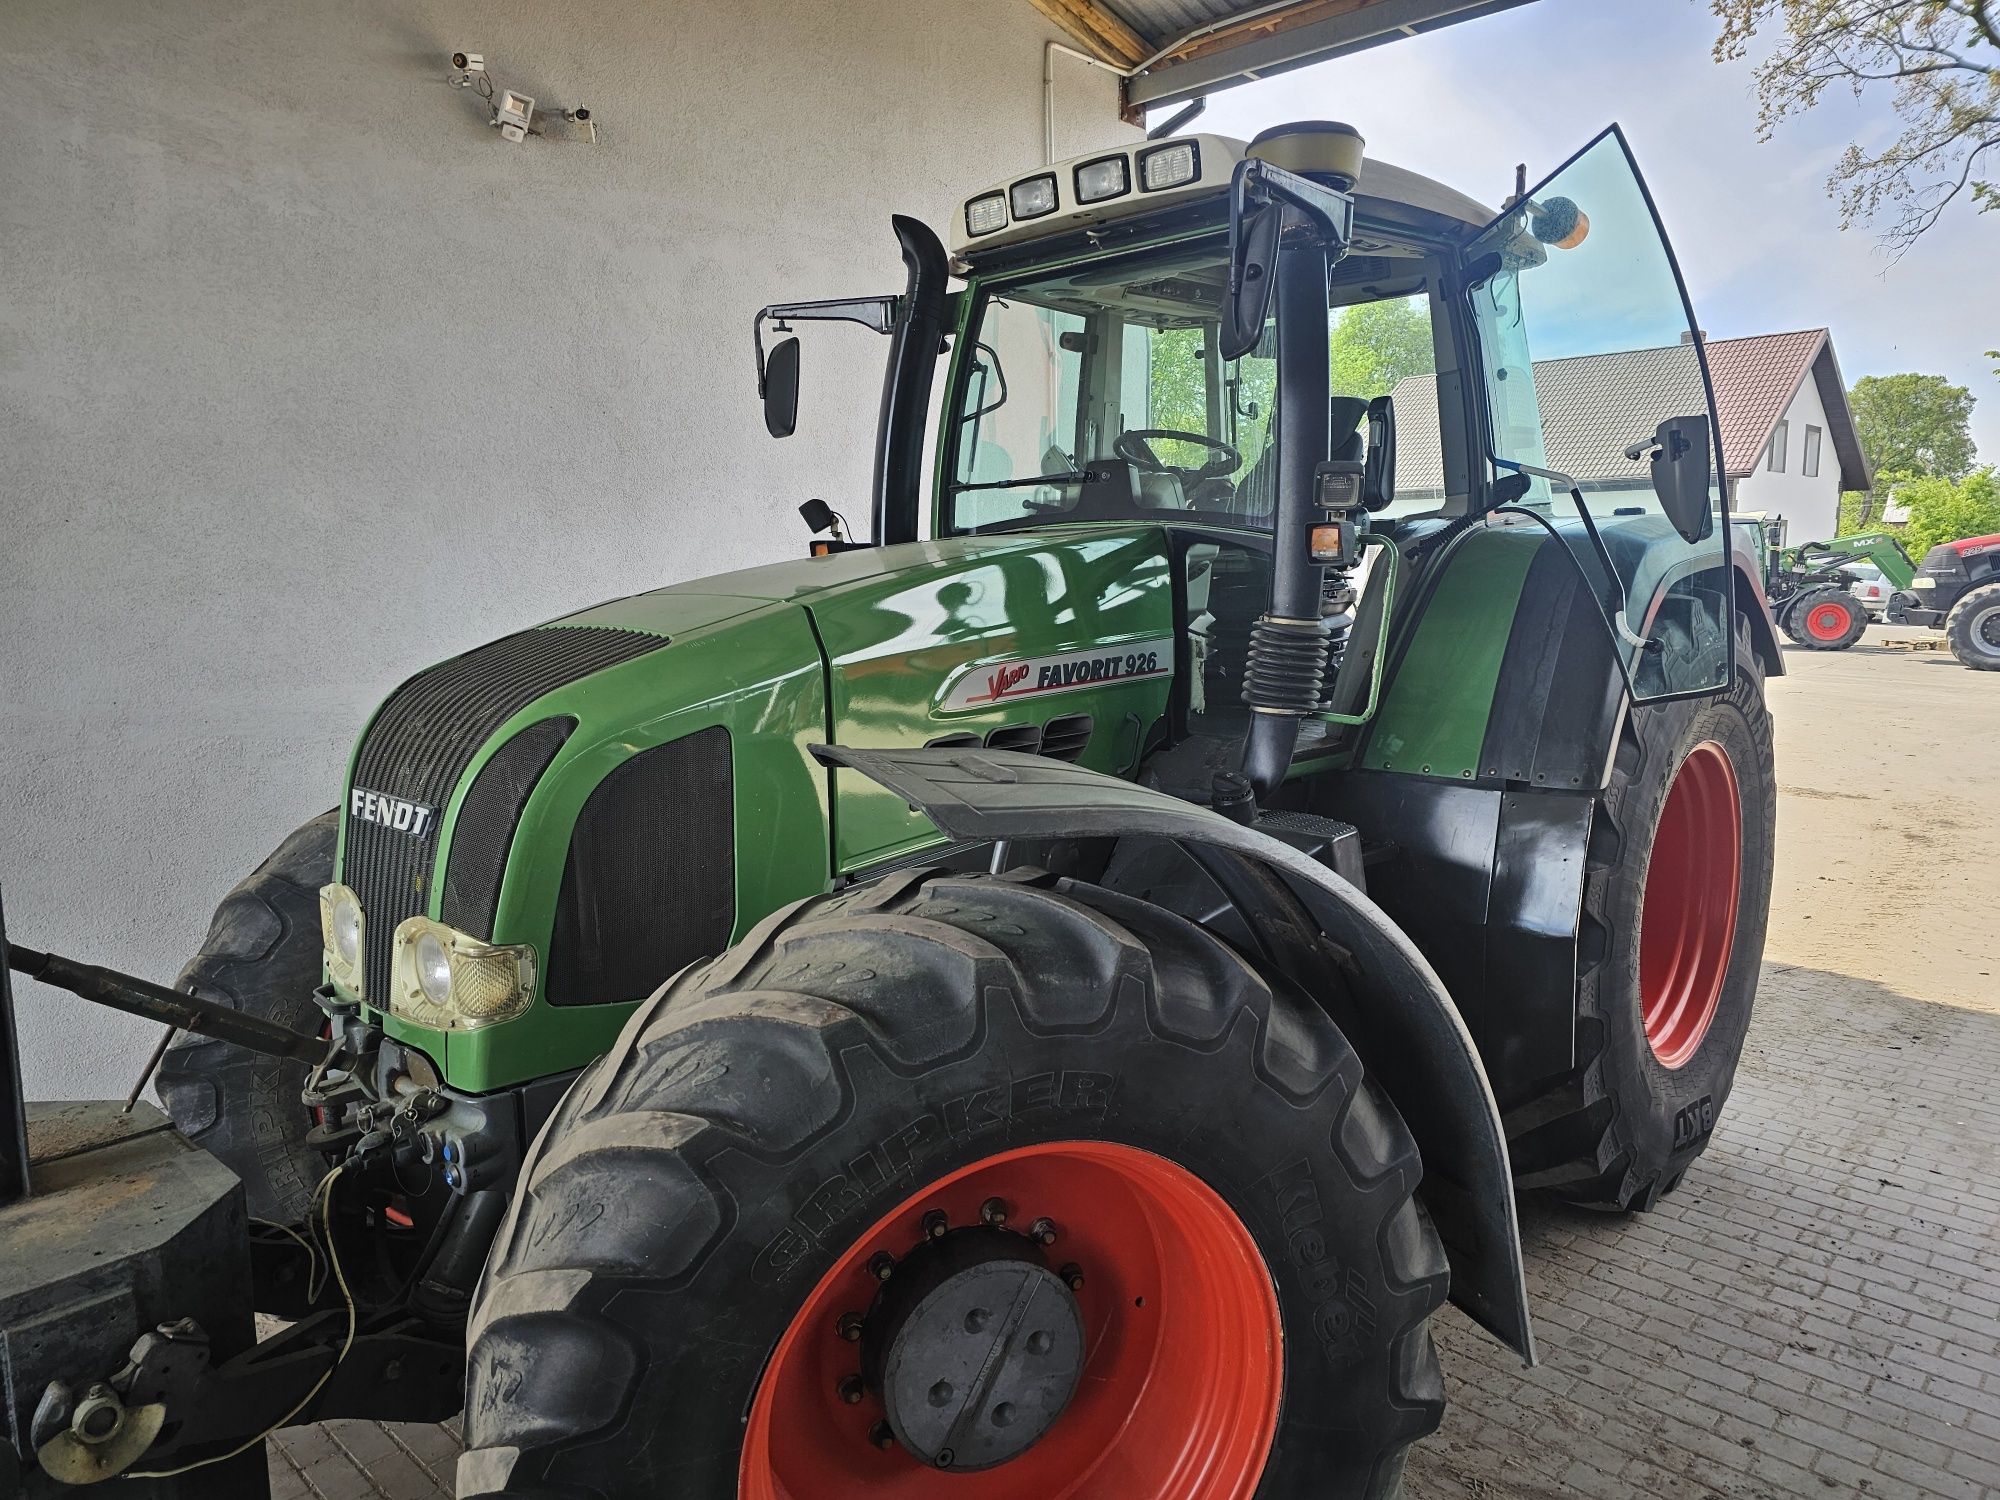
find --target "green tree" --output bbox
[1847,372,1978,523]
[1711,1,2000,248]
[1330,296,1435,394]
[1896,468,2000,555]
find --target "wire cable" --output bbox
[124,1164,356,1479]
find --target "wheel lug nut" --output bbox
[869,1419,896,1450]
[1029,1216,1058,1245]
[980,1196,1009,1227]
[837,1312,864,1343]
[838,1374,865,1405]
[922,1209,949,1240]
[1060,1262,1085,1291]
[868,1251,897,1281]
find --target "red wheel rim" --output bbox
[1639,741,1742,1068]
[740,1141,1282,1500]
[1803,601,1853,641]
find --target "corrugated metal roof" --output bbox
[1027,0,1542,110]
[1392,329,1870,496]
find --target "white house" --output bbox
[1709,329,1871,542]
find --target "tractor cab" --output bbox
[769,120,1743,820]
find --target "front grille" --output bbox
[342,626,665,1005]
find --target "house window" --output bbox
[1803,424,1822,479]
[1768,420,1788,473]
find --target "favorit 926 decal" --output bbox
[936,638,1174,713]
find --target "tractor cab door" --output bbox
[1464,126,1732,701]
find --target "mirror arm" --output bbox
[754,295,902,395]
[1491,458,1643,648]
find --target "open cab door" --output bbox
[1465,126,1732,701]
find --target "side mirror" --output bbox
[762,336,801,439]
[1644,413,1713,543]
[1221,204,1281,362]
[1362,394,1397,510]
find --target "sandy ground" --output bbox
[1762,624,1999,1014]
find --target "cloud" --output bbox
[1180,0,1996,460]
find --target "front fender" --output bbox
[812,743,1534,1363]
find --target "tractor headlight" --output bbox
[1139,140,1199,192]
[964,192,1008,237]
[319,883,366,995]
[390,917,536,1030]
[1912,576,1936,589]
[1073,154,1130,204]
[1009,173,1058,220]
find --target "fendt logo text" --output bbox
[349,788,437,839]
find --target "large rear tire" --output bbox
[1944,582,2000,670]
[1504,623,1775,1211]
[1786,585,1867,650]
[461,869,1448,1500]
[156,811,335,1223]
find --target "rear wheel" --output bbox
[1944,582,2000,670]
[461,870,1449,1500]
[156,812,334,1223]
[1787,586,1867,650]
[1504,623,1774,1210]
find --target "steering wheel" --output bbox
[1114,429,1241,482]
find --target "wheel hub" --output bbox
[861,1227,1085,1470]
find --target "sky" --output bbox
[1166,0,1998,463]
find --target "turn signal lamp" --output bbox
[320,883,366,996]
[390,916,536,1030]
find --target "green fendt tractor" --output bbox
[4,121,1781,1499]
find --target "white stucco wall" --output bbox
[1732,375,1841,541]
[0,0,1131,1099]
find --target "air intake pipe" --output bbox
[872,215,950,546]
[1238,230,1333,801]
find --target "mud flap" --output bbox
[811,744,1534,1363]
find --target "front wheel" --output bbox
[1944,582,2000,670]
[156,811,336,1222]
[461,870,1448,1500]
[1786,585,1867,650]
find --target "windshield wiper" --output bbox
[948,470,1094,494]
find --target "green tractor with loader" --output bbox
[3,121,1780,1499]
[1748,517,2000,668]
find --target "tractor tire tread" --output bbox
[462,871,1446,1500]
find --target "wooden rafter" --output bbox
[1151,0,1396,70]
[1024,0,1151,68]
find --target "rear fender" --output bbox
[812,743,1534,1363]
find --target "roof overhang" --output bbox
[1027,0,1542,116]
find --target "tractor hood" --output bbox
[551,527,1184,871]
[334,526,1182,1092]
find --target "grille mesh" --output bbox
[547,726,735,1007]
[342,627,665,1004]
[441,717,577,940]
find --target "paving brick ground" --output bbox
[267,957,2000,1499]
